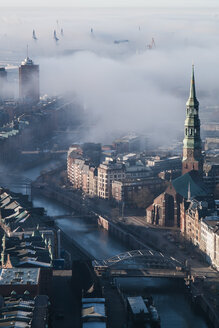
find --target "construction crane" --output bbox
[147,38,156,49]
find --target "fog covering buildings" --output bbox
[0,68,7,100]
[19,56,40,104]
[1,6,219,147]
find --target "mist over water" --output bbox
[1,6,219,144]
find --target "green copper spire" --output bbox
[182,65,203,175]
[186,65,199,108]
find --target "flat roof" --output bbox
[0,268,40,285]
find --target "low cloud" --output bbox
[1,6,219,144]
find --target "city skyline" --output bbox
[0,1,219,327]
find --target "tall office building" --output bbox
[19,56,39,104]
[0,67,7,98]
[0,67,7,81]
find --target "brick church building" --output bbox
[146,66,211,228]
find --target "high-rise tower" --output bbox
[0,67,7,81]
[0,67,7,99]
[19,56,39,104]
[182,66,203,175]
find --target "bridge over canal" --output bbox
[93,249,186,278]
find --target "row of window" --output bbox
[185,128,199,136]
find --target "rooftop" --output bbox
[0,294,48,328]
[202,216,219,232]
[21,57,34,66]
[0,268,40,285]
[172,171,209,200]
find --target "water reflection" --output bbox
[57,218,127,259]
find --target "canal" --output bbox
[3,161,210,327]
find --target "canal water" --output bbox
[3,161,210,327]
[116,277,209,328]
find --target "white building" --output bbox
[200,216,219,270]
[97,159,125,199]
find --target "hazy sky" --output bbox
[1,5,219,144]
[1,0,219,7]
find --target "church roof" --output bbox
[172,170,209,199]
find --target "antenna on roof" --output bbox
[26,44,29,58]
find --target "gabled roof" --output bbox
[172,171,209,199]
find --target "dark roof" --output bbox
[172,170,209,199]
[1,235,52,268]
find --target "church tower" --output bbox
[182,66,203,175]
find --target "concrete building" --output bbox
[200,216,219,270]
[182,65,203,175]
[112,177,165,207]
[67,143,102,193]
[19,56,39,104]
[147,156,181,174]
[0,67,7,81]
[67,156,90,191]
[113,134,141,154]
[89,167,98,197]
[124,159,152,179]
[97,159,125,199]
[0,68,7,99]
